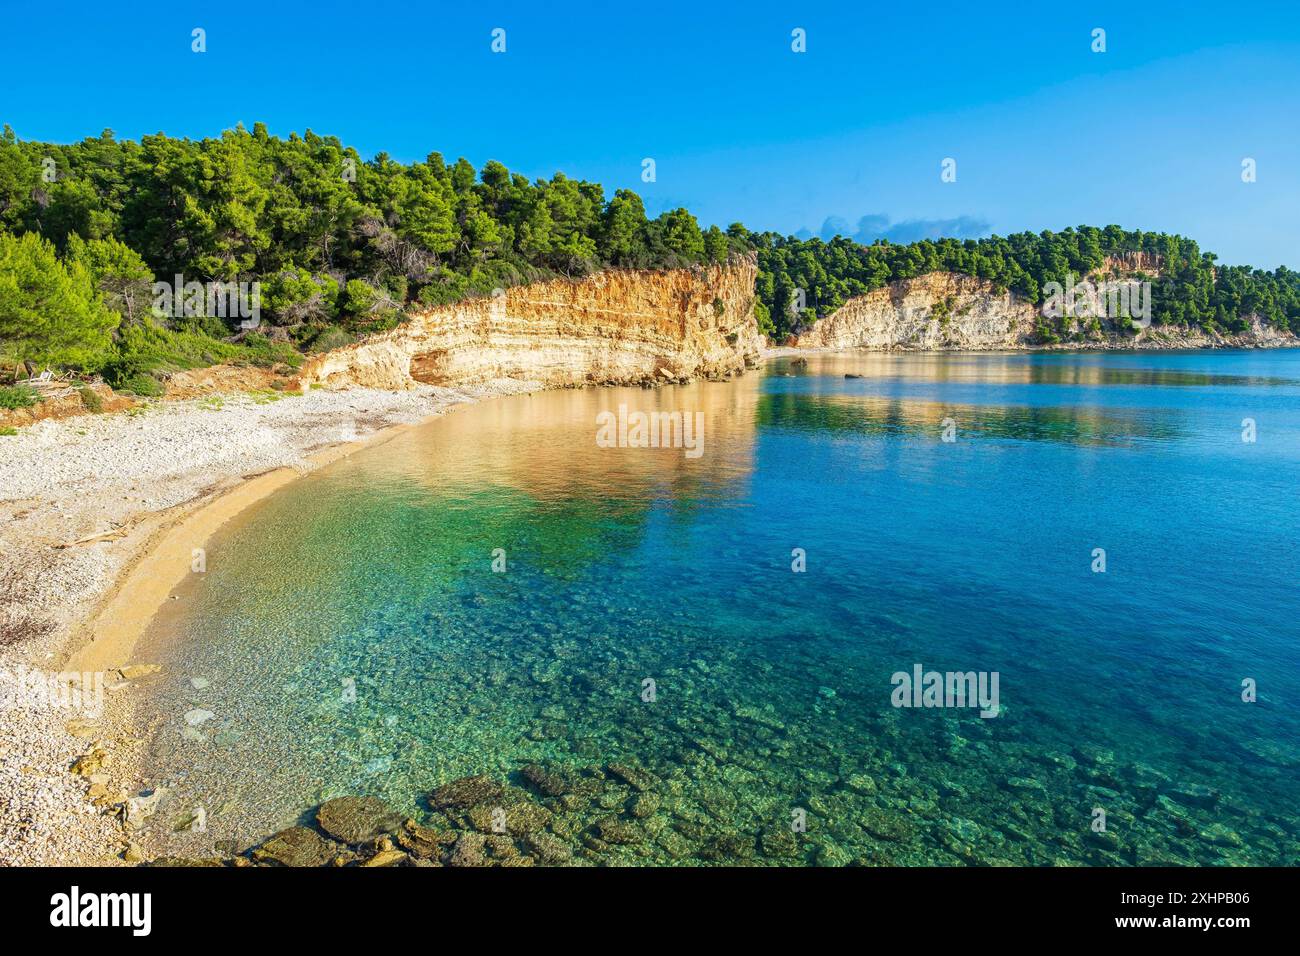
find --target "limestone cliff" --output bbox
[300,260,763,390]
[794,271,1298,351]
[796,273,1039,350]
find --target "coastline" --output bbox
[5,343,1297,866]
[0,378,540,865]
[59,341,1300,677]
[68,418,425,675]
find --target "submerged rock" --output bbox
[122,788,167,828]
[520,764,566,797]
[430,775,505,810]
[397,819,454,860]
[519,763,596,799]
[1199,823,1243,848]
[1086,828,1121,851]
[595,816,641,845]
[524,831,572,865]
[606,763,659,792]
[760,829,799,858]
[846,773,877,795]
[1167,783,1219,809]
[814,840,853,867]
[655,826,692,860]
[700,833,757,861]
[252,827,339,867]
[183,708,215,726]
[317,796,404,845]
[447,832,489,867]
[361,849,409,867]
[465,796,552,836]
[859,807,915,842]
[116,664,162,681]
[629,792,661,818]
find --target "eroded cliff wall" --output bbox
[795,273,1039,350]
[794,271,1298,351]
[300,260,763,390]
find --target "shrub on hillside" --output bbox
[77,385,104,412]
[0,383,37,409]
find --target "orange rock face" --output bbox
[300,261,763,390]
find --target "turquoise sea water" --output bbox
[129,351,1300,865]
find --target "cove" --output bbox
[120,350,1300,866]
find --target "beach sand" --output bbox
[0,378,538,865]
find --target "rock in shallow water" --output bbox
[520,763,598,800]
[1167,783,1219,809]
[183,708,215,727]
[846,773,877,795]
[606,763,659,792]
[362,849,409,867]
[448,832,488,867]
[595,816,641,845]
[466,796,552,836]
[317,795,404,845]
[430,775,505,810]
[761,829,799,858]
[525,831,572,865]
[397,819,454,860]
[629,792,661,818]
[145,857,225,867]
[252,827,339,867]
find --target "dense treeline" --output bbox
[748,228,1300,340]
[0,124,742,389]
[1,124,1297,391]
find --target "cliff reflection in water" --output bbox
[359,378,764,575]
[757,392,1184,447]
[776,350,1300,388]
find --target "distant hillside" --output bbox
[749,228,1300,342]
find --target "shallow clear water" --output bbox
[130,351,1300,865]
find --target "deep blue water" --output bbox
[131,350,1300,865]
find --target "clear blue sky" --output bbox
[3,1,1298,267]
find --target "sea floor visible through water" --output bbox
[119,351,1300,865]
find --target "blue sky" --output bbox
[3,1,1298,266]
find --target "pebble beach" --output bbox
[0,379,536,865]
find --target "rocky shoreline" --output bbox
[138,765,749,868]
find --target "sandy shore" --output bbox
[0,378,538,865]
